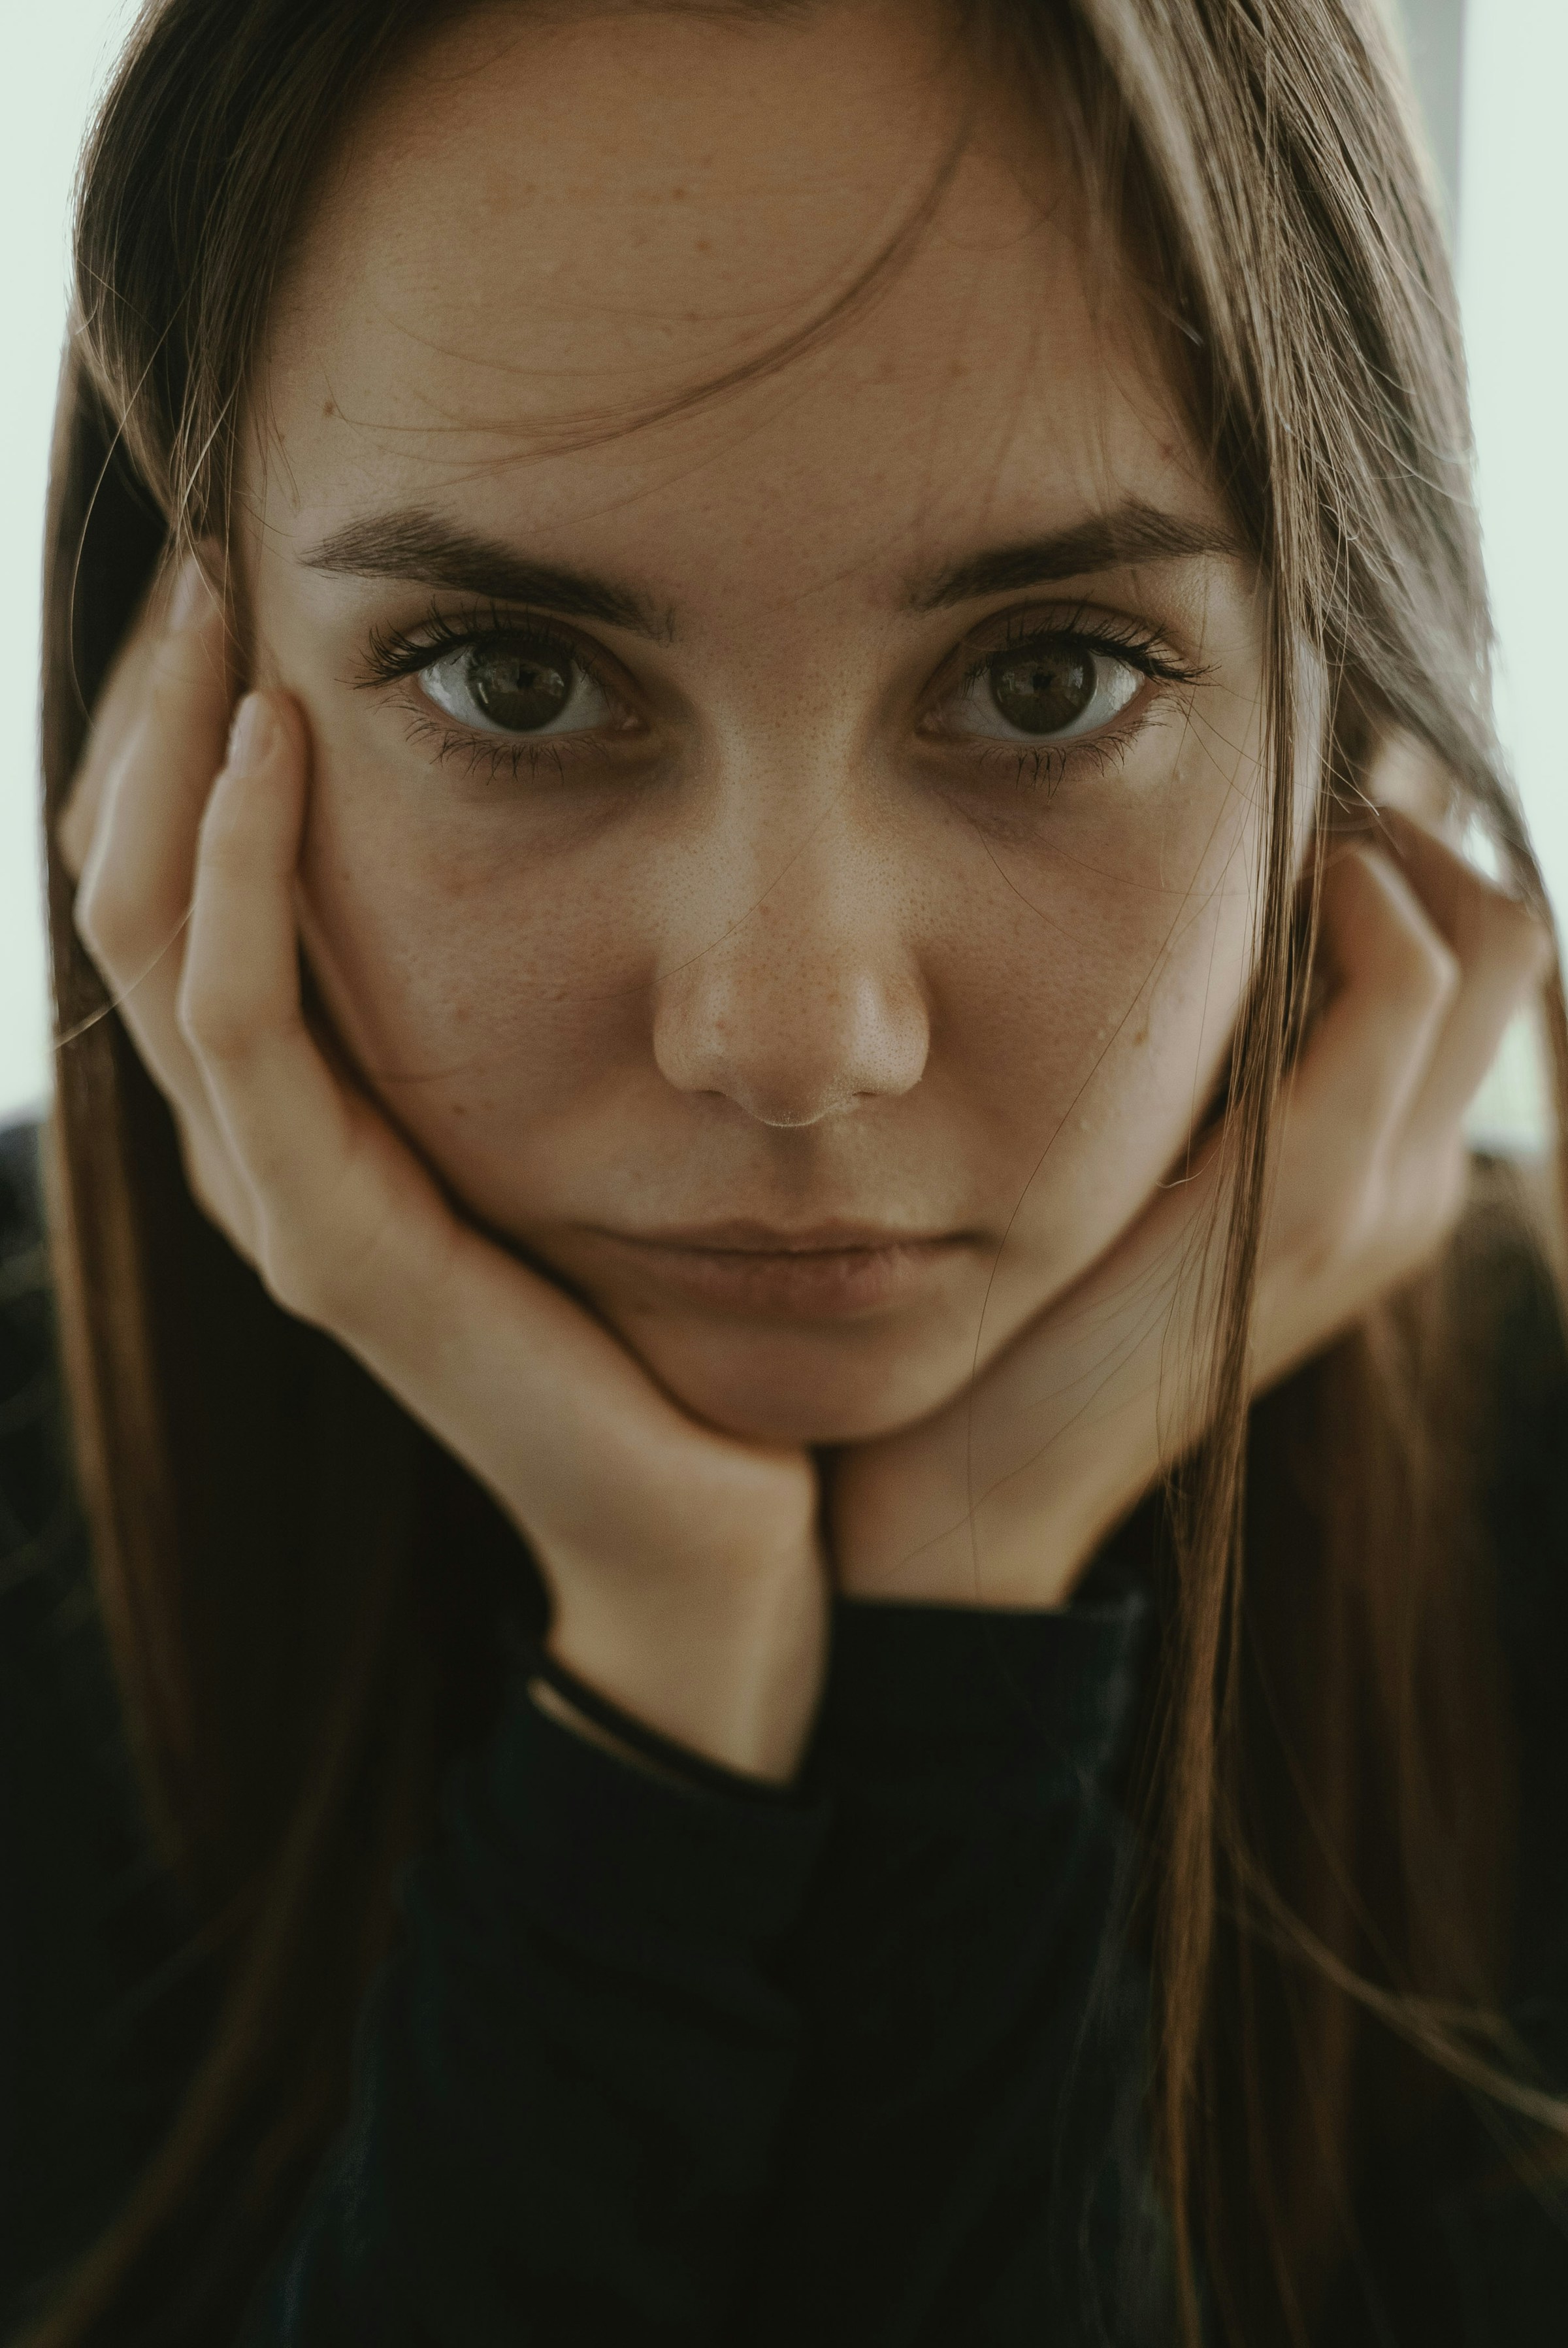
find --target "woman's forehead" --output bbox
[253,0,1219,610]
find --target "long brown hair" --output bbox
[27,2,1568,2341]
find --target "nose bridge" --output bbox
[650,787,930,1126]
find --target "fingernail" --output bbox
[226,693,274,775]
[169,552,211,633]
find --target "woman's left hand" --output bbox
[830,798,1552,1608]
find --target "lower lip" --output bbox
[599,1236,964,1318]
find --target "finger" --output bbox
[826,1131,1224,1605]
[1363,727,1457,829]
[1377,808,1553,1154]
[60,550,227,882]
[56,565,171,883]
[1252,833,1529,1390]
[177,693,740,1535]
[178,691,374,1268]
[1281,845,1460,1184]
[69,554,260,1232]
[73,554,233,1064]
[180,691,484,1348]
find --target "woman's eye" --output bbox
[947,638,1143,744]
[418,634,616,737]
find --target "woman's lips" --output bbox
[589,1223,969,1319]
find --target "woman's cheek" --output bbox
[297,770,645,1192]
[966,814,1254,1264]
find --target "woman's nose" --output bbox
[650,836,930,1128]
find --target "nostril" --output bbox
[728,1083,862,1131]
[651,960,930,1125]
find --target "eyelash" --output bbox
[357,597,1205,793]
[943,606,1203,793]
[359,601,623,784]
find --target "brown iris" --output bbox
[465,637,575,731]
[987,644,1096,735]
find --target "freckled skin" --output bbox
[246,0,1274,1444]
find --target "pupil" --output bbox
[989,647,1095,735]
[467,640,573,731]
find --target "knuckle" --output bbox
[1350,848,1461,1008]
[275,1249,366,1332]
[1407,930,1462,1012]
[1484,893,1554,983]
[176,972,252,1067]
[1403,1146,1467,1244]
[1293,1161,1366,1265]
[182,1141,229,1229]
[73,871,137,975]
[256,1225,328,1321]
[256,1197,377,1332]
[180,1135,257,1260]
[1282,1162,1398,1302]
[1356,1153,1464,1294]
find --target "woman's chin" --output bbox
[619,1316,965,1449]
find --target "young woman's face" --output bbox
[244,0,1269,1444]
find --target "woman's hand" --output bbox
[831,782,1552,1609]
[61,556,827,1783]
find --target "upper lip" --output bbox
[596,1219,962,1254]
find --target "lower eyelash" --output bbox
[973,726,1139,797]
[962,690,1179,799]
[362,603,625,773]
[406,701,1160,797]
[946,619,1203,791]
[397,705,585,786]
[382,610,1194,791]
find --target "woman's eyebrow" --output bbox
[299,498,1240,635]
[299,508,667,638]
[907,501,1245,611]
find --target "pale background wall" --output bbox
[2,5,139,1126]
[1,1,1563,1138]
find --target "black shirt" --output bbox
[2,1117,1566,2346]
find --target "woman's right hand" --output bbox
[59,554,828,1785]
[830,787,1550,1613]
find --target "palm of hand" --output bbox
[830,810,1546,1609]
